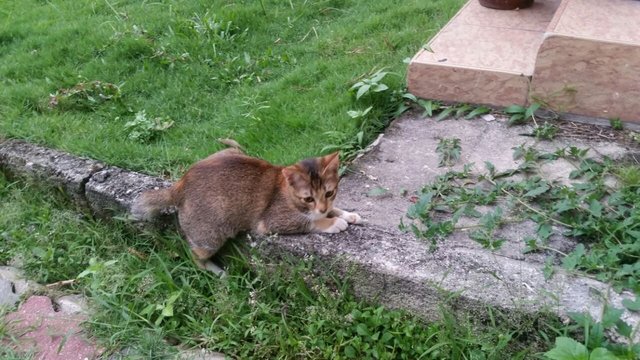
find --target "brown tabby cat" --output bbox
[132,142,361,274]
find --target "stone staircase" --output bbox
[408,0,640,123]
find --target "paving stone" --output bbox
[178,348,226,360]
[0,278,19,307]
[56,294,89,315]
[4,295,101,360]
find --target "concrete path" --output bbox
[257,112,640,341]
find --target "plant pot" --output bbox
[479,0,534,10]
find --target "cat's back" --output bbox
[189,148,277,179]
[178,148,282,203]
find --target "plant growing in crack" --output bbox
[436,138,461,167]
[415,99,491,121]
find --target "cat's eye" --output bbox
[303,197,315,203]
[325,190,335,198]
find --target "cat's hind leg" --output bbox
[191,247,225,276]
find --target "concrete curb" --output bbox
[257,227,638,338]
[1,137,638,342]
[0,139,171,218]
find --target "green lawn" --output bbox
[0,0,462,175]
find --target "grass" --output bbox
[0,0,463,176]
[0,173,569,359]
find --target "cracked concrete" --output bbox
[0,140,104,207]
[1,112,639,343]
[0,139,171,219]
[0,266,43,308]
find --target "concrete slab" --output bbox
[252,112,640,340]
[335,113,632,235]
[255,225,638,337]
[0,279,19,308]
[530,0,640,123]
[549,0,640,44]
[409,0,640,123]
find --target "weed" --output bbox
[350,68,392,100]
[151,47,191,69]
[403,145,640,294]
[123,110,174,143]
[438,104,491,121]
[240,96,270,122]
[415,100,491,121]
[469,207,506,250]
[610,118,624,131]
[435,138,462,167]
[347,106,373,120]
[49,80,121,112]
[544,306,640,359]
[533,122,559,140]
[324,65,414,167]
[504,103,541,126]
[190,12,244,42]
[615,165,640,187]
[417,99,441,117]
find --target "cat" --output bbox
[131,140,362,274]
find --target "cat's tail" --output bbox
[131,185,178,221]
[217,138,245,152]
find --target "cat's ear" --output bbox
[282,166,309,192]
[321,152,340,176]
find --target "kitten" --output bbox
[132,142,361,274]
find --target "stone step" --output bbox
[408,0,561,107]
[531,0,640,122]
[408,0,640,122]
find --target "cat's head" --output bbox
[282,152,340,219]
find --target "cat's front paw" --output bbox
[324,217,348,233]
[340,211,362,224]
